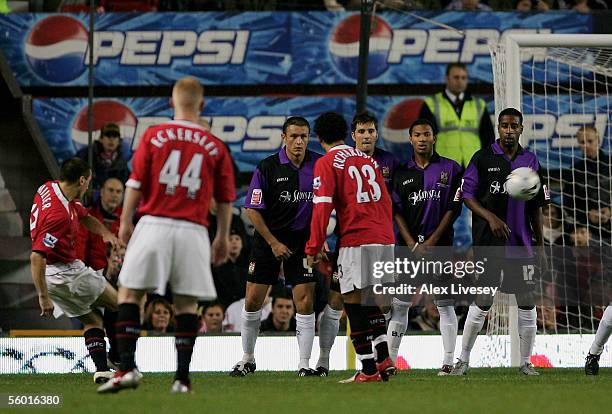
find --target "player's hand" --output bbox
[306,254,316,268]
[118,221,134,245]
[212,236,230,266]
[103,232,124,251]
[487,215,511,240]
[271,241,292,261]
[39,295,53,317]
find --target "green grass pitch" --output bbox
[2,369,612,413]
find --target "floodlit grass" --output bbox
[2,369,611,413]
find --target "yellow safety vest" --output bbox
[424,92,485,168]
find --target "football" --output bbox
[505,167,541,201]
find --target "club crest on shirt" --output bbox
[382,166,390,179]
[313,176,321,190]
[250,189,262,205]
[43,233,58,248]
[248,261,256,275]
[439,171,449,185]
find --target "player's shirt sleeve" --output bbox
[213,143,237,203]
[30,200,64,258]
[126,130,152,191]
[305,158,336,256]
[244,166,267,209]
[75,216,90,261]
[461,152,480,200]
[448,161,464,211]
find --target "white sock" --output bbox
[317,305,342,369]
[437,305,458,366]
[387,299,410,363]
[590,306,612,355]
[459,305,488,363]
[296,312,315,370]
[518,307,537,366]
[241,307,262,363]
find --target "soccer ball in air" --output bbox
[505,167,541,201]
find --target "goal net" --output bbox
[489,35,612,364]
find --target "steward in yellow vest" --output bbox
[420,63,495,168]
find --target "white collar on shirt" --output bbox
[445,89,465,105]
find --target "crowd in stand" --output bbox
[27,0,608,13]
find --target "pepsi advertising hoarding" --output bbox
[0,12,591,86]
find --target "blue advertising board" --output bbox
[0,12,591,86]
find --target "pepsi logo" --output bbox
[71,100,137,149]
[380,98,423,162]
[329,14,392,80]
[25,16,88,83]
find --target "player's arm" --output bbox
[462,154,510,240]
[426,163,464,246]
[119,187,142,245]
[244,164,291,261]
[247,209,292,261]
[212,144,237,266]
[30,252,53,317]
[213,201,233,266]
[424,210,456,246]
[394,214,417,249]
[465,198,510,240]
[79,214,122,250]
[305,161,335,265]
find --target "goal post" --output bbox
[490,34,612,366]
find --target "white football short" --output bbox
[45,260,107,318]
[119,215,216,300]
[336,244,395,294]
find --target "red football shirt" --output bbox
[30,181,89,265]
[305,145,394,256]
[127,120,236,226]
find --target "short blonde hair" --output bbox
[172,77,204,111]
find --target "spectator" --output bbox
[588,206,612,244]
[543,204,564,245]
[260,288,296,332]
[409,300,440,331]
[224,287,272,332]
[537,298,559,333]
[143,298,175,335]
[199,302,225,334]
[446,0,493,10]
[562,126,611,230]
[571,226,591,247]
[77,177,124,271]
[420,62,495,168]
[76,122,130,199]
[212,229,249,308]
[512,0,552,10]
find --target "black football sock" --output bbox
[103,310,119,363]
[115,303,141,372]
[344,303,377,375]
[175,313,199,384]
[365,306,390,363]
[84,327,108,372]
